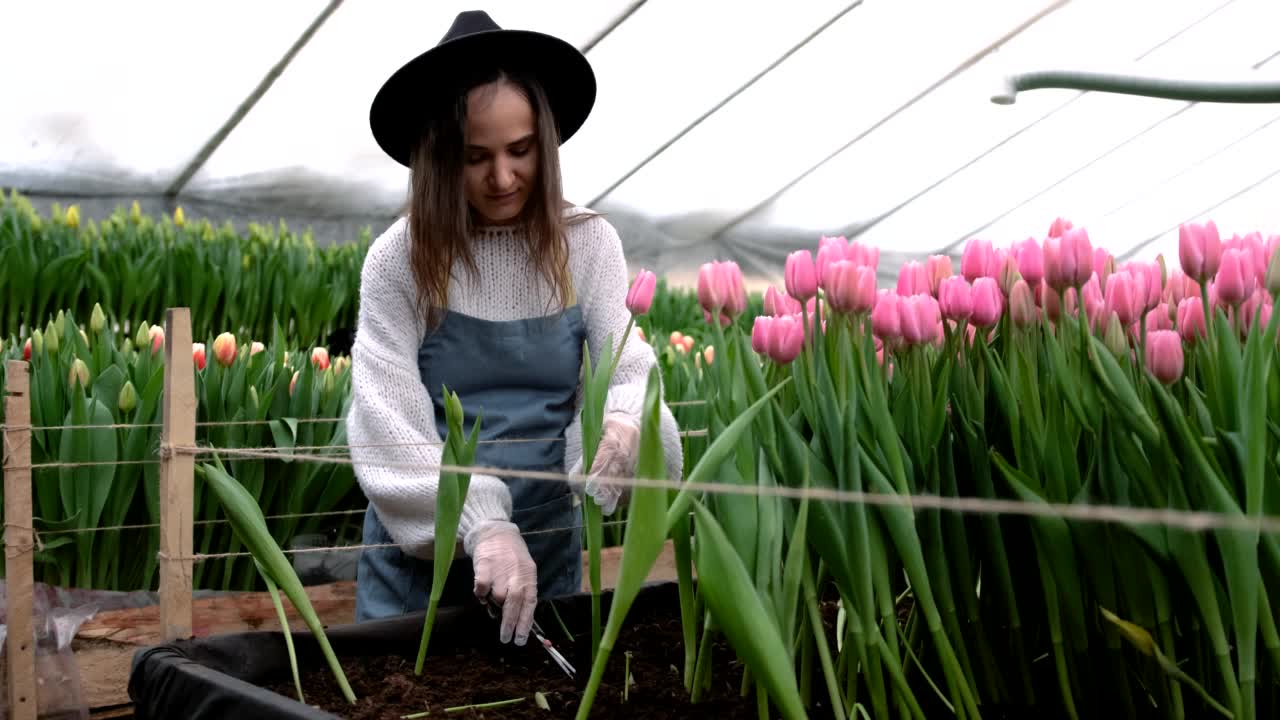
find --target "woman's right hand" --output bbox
[468,520,538,645]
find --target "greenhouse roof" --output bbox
[3,0,1279,286]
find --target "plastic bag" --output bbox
[0,585,99,720]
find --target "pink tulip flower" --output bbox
[311,346,331,371]
[626,269,657,315]
[697,260,747,319]
[785,250,818,301]
[899,295,941,346]
[996,251,1020,297]
[1013,237,1044,287]
[211,332,236,368]
[193,343,206,371]
[751,316,773,354]
[969,278,1004,327]
[1145,330,1184,385]
[896,261,930,297]
[1177,297,1207,344]
[250,341,266,356]
[1093,247,1115,286]
[871,291,903,342]
[1009,280,1037,328]
[149,325,165,354]
[1048,217,1074,238]
[289,370,300,396]
[825,261,876,314]
[763,285,802,316]
[1144,303,1173,333]
[23,337,30,361]
[938,276,973,322]
[926,255,954,296]
[1178,220,1222,283]
[1104,271,1141,328]
[816,239,847,286]
[1214,248,1255,307]
[1044,226,1093,290]
[767,314,805,365]
[847,240,880,271]
[961,238,996,282]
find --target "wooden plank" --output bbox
[4,360,37,720]
[159,308,196,641]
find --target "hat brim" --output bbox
[370,29,596,168]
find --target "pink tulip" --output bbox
[1093,247,1115,287]
[847,240,880,271]
[1122,260,1162,312]
[702,346,715,365]
[1145,330,1184,385]
[825,261,876,314]
[751,316,773,354]
[193,343,207,371]
[938,276,973,322]
[1044,226,1094,290]
[1177,297,1207,344]
[763,286,802,317]
[1009,280,1037,328]
[969,278,1003,327]
[289,370,300,396]
[1163,270,1199,307]
[1267,246,1280,296]
[1079,274,1104,329]
[961,238,996,282]
[816,242,846,290]
[785,250,818,301]
[896,261,930,297]
[1144,303,1173,333]
[1214,248,1255,307]
[1104,271,1141,328]
[899,295,941,346]
[212,332,237,368]
[767,314,805,365]
[871,291,902,342]
[1048,217,1074,238]
[925,255,954,296]
[311,346,331,371]
[1240,288,1271,335]
[149,325,165,354]
[1012,238,1044,287]
[697,260,747,318]
[626,269,657,315]
[996,251,1020,297]
[669,331,683,347]
[1178,220,1222,283]
[250,341,266,356]
[23,337,30,361]
[681,335,695,353]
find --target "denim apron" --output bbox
[354,305,586,621]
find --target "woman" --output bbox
[347,10,684,648]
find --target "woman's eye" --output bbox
[510,146,529,157]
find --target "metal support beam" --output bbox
[703,0,1070,244]
[165,0,345,199]
[587,1,866,208]
[579,0,648,54]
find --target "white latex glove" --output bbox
[572,414,639,516]
[467,520,537,645]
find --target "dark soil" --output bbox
[267,598,842,720]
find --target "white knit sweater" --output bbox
[345,207,684,560]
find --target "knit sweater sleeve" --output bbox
[345,219,512,560]
[562,213,685,483]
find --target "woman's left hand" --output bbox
[572,414,638,515]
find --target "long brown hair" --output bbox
[405,65,590,328]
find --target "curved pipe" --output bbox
[992,69,1280,105]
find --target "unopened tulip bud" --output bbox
[702,345,715,365]
[212,332,237,367]
[1145,330,1184,385]
[118,381,138,415]
[751,316,773,354]
[193,343,206,371]
[23,337,31,361]
[1266,249,1280,297]
[766,314,804,365]
[785,250,818,301]
[44,322,59,353]
[250,341,265,356]
[938,276,972,322]
[1177,297,1207,344]
[1104,313,1128,358]
[334,355,351,375]
[626,269,657,316]
[68,358,89,390]
[311,346,330,371]
[65,205,80,228]
[1178,220,1222,283]
[925,255,954,296]
[896,261,930,297]
[135,322,151,350]
[55,310,66,336]
[1144,302,1173,333]
[997,253,1021,297]
[871,292,903,342]
[90,303,106,333]
[289,370,300,396]
[636,327,646,343]
[969,278,1004,328]
[1009,280,1037,328]
[961,238,996,282]
[31,329,42,356]
[669,331,683,346]
[1214,248,1254,307]
[249,385,260,412]
[174,206,186,227]
[1013,238,1044,287]
[681,335,694,353]
[321,368,336,393]
[149,325,164,354]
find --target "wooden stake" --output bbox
[4,360,36,720]
[159,308,196,640]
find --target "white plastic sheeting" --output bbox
[2,0,1278,286]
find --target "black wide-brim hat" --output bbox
[370,10,596,168]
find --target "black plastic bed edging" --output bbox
[127,581,681,720]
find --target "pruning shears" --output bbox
[482,594,577,680]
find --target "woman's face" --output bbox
[462,80,539,225]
